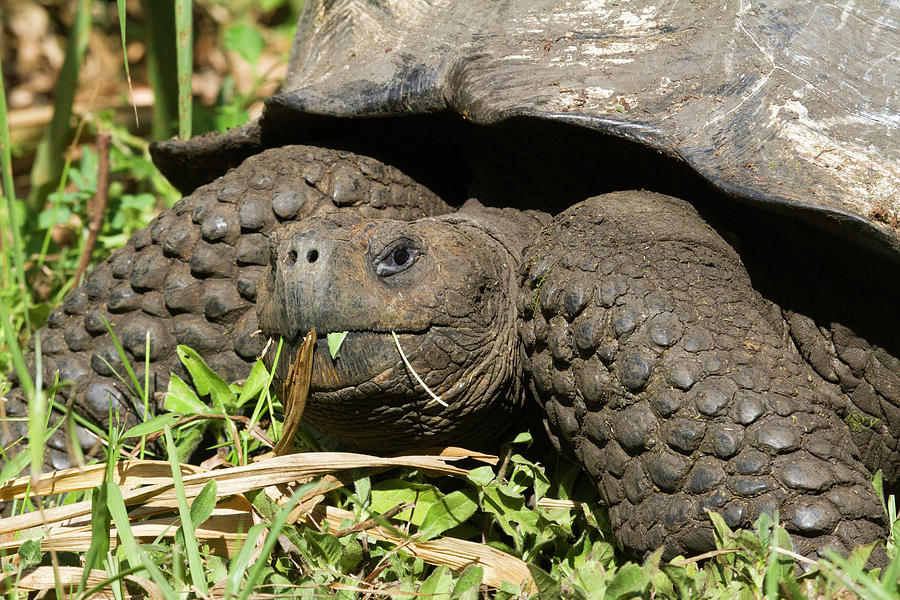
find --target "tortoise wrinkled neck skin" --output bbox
[257,207,545,452]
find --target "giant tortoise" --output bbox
[4,0,900,561]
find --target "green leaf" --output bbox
[764,522,794,600]
[873,470,886,512]
[512,431,533,444]
[418,490,479,540]
[224,24,265,66]
[353,473,371,508]
[419,565,454,597]
[605,563,651,600]
[527,564,562,599]
[190,479,217,528]
[660,563,698,600]
[450,564,483,600]
[574,560,610,600]
[467,465,496,487]
[707,510,734,547]
[164,373,208,414]
[327,331,349,359]
[18,538,42,569]
[881,541,900,596]
[237,489,307,600]
[480,484,540,545]
[305,530,344,567]
[778,575,807,600]
[236,360,270,407]
[122,412,181,439]
[177,345,236,410]
[340,539,363,573]
[370,479,441,525]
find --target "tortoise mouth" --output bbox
[289,329,427,392]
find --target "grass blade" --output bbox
[106,482,177,600]
[142,0,179,139]
[101,315,145,402]
[0,48,27,310]
[115,0,140,126]
[237,488,305,600]
[27,334,46,479]
[175,0,194,139]
[79,484,112,595]
[27,0,92,213]
[163,427,208,595]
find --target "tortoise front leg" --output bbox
[2,145,450,471]
[520,191,884,560]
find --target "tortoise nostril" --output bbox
[285,250,298,266]
[306,249,319,263]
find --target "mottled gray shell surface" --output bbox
[158,0,900,259]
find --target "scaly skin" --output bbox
[272,190,890,560]
[1,146,450,470]
[258,205,546,452]
[519,191,885,560]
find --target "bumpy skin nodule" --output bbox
[519,191,885,560]
[2,145,450,470]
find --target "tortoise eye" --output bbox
[375,242,417,276]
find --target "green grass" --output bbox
[2,2,900,598]
[4,341,900,598]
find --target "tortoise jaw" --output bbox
[297,330,422,392]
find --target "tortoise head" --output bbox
[257,207,544,452]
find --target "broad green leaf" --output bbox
[660,563,698,600]
[418,490,478,540]
[497,580,525,600]
[450,564,483,600]
[327,331,348,359]
[305,530,343,567]
[177,345,235,410]
[527,564,562,599]
[467,465,496,487]
[605,563,651,600]
[164,373,207,414]
[224,24,264,66]
[575,560,609,600]
[370,479,441,525]
[353,473,371,508]
[419,565,454,597]
[707,510,733,546]
[190,479,217,528]
[340,539,363,572]
[122,412,181,439]
[236,360,270,407]
[18,537,42,568]
[512,431,533,444]
[481,485,541,544]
